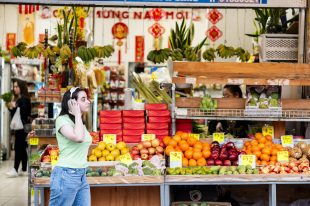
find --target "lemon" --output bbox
[101,149,110,157]
[106,154,115,161]
[121,147,130,155]
[110,149,120,157]
[88,155,97,161]
[106,143,116,151]
[116,141,127,150]
[98,156,106,161]
[97,141,106,151]
[94,149,102,158]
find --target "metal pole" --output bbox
[298,8,306,63]
[269,184,277,206]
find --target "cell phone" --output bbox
[68,99,73,114]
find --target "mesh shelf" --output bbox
[175,108,310,122]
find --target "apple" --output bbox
[223,160,231,166]
[151,139,160,148]
[142,141,152,148]
[156,146,164,154]
[131,149,139,155]
[140,148,148,155]
[207,159,215,166]
[132,155,140,160]
[42,155,51,162]
[141,153,148,160]
[148,147,156,155]
[132,146,139,151]
[137,143,144,150]
[159,142,165,147]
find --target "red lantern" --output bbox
[112,22,129,65]
[151,8,164,22]
[148,23,165,50]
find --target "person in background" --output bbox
[208,85,249,138]
[6,79,31,177]
[49,87,91,206]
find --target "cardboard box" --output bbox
[145,103,168,111]
[148,116,171,123]
[122,110,145,117]
[123,123,145,130]
[147,123,169,130]
[100,117,122,124]
[123,117,145,123]
[99,110,122,118]
[99,124,122,130]
[99,129,123,137]
[123,135,141,143]
[148,110,170,117]
[176,123,192,131]
[147,130,169,136]
[123,129,145,136]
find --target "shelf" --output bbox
[33,176,164,186]
[175,108,310,122]
[172,62,310,86]
[165,174,310,184]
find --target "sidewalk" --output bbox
[0,160,28,206]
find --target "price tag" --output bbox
[281,135,294,147]
[239,155,256,168]
[31,188,40,198]
[142,134,156,141]
[119,153,133,164]
[51,155,58,166]
[29,137,39,146]
[169,152,182,168]
[213,133,225,144]
[176,108,188,116]
[189,133,200,141]
[185,77,196,85]
[103,134,116,145]
[277,151,289,162]
[262,126,274,138]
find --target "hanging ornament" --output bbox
[207,9,223,24]
[151,8,164,22]
[19,4,22,14]
[111,22,129,65]
[206,25,223,42]
[148,22,165,50]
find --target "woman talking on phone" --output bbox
[49,87,92,206]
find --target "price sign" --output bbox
[51,155,58,166]
[213,133,225,144]
[189,133,200,141]
[185,77,196,85]
[170,152,182,168]
[103,134,116,145]
[176,108,188,116]
[277,151,289,162]
[281,135,294,147]
[29,137,39,146]
[262,126,274,138]
[119,153,133,164]
[142,134,156,141]
[239,155,256,168]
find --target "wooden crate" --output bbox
[282,99,310,110]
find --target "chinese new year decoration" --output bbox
[206,9,223,42]
[148,8,165,50]
[112,22,129,65]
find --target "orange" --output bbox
[184,150,193,159]
[173,135,181,143]
[258,143,265,150]
[258,137,267,144]
[244,141,251,147]
[251,146,260,152]
[275,144,283,150]
[251,140,258,146]
[187,137,197,146]
[179,142,189,152]
[265,135,272,141]
[165,145,175,156]
[182,157,189,167]
[189,159,197,167]
[253,150,262,158]
[174,146,182,153]
[271,149,278,156]
[265,141,273,147]
[202,142,210,150]
[178,140,187,147]
[270,155,277,162]
[256,160,261,165]
[246,149,252,155]
[194,142,203,150]
[255,133,263,139]
[175,131,184,136]
[163,136,171,146]
[262,148,271,155]
[188,147,193,151]
[197,158,207,166]
[261,153,270,162]
[202,149,211,159]
[168,139,178,147]
[192,151,203,160]
[181,133,189,141]
[260,160,268,165]
[193,147,202,153]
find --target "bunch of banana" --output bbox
[216,44,235,59]
[93,45,114,59]
[43,46,57,63]
[184,47,199,61]
[147,48,171,64]
[24,44,44,59]
[11,47,23,57]
[171,49,183,61]
[59,44,72,63]
[77,46,97,63]
[202,48,216,62]
[234,47,251,62]
[52,46,60,55]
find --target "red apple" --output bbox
[42,155,51,162]
[131,149,139,155]
[156,146,164,154]
[141,153,148,160]
[140,148,148,155]
[142,141,152,148]
[151,139,160,148]
[133,155,141,160]
[159,142,165,147]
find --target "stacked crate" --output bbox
[99,110,123,142]
[122,110,145,143]
[176,119,192,133]
[146,104,171,141]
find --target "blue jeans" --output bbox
[49,166,90,206]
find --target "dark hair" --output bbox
[59,87,87,122]
[224,85,242,98]
[13,79,30,100]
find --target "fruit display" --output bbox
[207,141,245,166]
[30,153,41,165]
[88,141,130,162]
[246,86,281,108]
[34,169,52,178]
[260,161,310,174]
[41,146,59,163]
[288,142,310,163]
[242,133,286,165]
[163,131,211,167]
[200,94,217,111]
[89,132,100,144]
[166,165,258,175]
[130,138,165,160]
[147,48,171,64]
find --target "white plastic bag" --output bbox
[10,107,24,130]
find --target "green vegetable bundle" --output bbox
[1,92,13,103]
